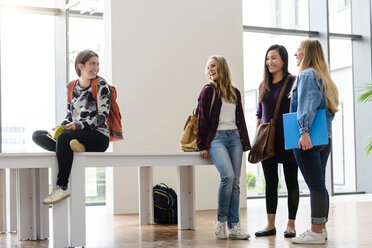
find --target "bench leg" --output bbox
[8,169,18,232]
[16,168,49,240]
[68,155,86,247]
[37,168,49,239]
[177,166,195,230]
[51,157,69,248]
[138,166,154,224]
[16,168,37,240]
[0,169,5,233]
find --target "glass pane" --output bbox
[329,38,356,193]
[69,0,104,14]
[328,0,351,33]
[68,16,105,80]
[242,0,308,30]
[0,0,54,8]
[243,32,309,196]
[1,11,55,153]
[68,13,106,205]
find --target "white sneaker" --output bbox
[292,230,326,244]
[228,225,250,240]
[214,220,227,240]
[42,186,70,205]
[70,139,85,152]
[323,228,328,240]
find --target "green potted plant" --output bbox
[358,83,372,155]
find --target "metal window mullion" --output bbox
[243,25,319,37]
[308,0,333,195]
[68,10,103,19]
[54,0,68,125]
[329,33,362,40]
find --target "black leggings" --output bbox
[32,130,109,186]
[261,158,299,220]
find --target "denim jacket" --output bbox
[290,69,334,138]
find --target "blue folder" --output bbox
[283,109,329,150]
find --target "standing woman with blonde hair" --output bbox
[290,40,339,244]
[197,55,251,240]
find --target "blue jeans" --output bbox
[208,129,243,228]
[293,139,332,225]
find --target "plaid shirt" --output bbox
[196,83,251,151]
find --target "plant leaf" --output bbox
[358,84,372,103]
[366,137,372,155]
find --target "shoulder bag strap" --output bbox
[195,84,216,117]
[272,75,290,122]
[209,85,216,118]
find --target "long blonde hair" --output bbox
[205,56,237,103]
[298,39,339,113]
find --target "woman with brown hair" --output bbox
[32,50,111,205]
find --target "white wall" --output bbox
[105,0,247,214]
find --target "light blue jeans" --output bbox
[208,129,243,229]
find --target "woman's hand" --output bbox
[298,133,313,150]
[64,122,76,131]
[52,125,60,131]
[199,150,210,159]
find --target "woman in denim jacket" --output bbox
[290,40,339,244]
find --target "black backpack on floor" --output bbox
[153,183,177,224]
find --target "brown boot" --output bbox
[70,139,85,152]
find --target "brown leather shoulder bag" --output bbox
[248,75,290,163]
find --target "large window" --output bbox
[0,9,55,153]
[242,0,308,30]
[0,1,107,205]
[329,0,351,33]
[329,38,355,193]
[242,0,357,197]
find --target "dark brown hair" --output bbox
[74,49,99,77]
[259,44,289,102]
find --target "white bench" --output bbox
[0,152,213,248]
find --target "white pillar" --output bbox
[351,0,372,193]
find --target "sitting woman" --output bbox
[32,49,111,205]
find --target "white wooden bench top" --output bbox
[0,152,213,168]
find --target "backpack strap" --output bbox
[91,77,100,103]
[91,76,115,102]
[67,79,79,103]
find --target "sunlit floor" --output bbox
[1,194,372,247]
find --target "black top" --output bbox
[256,75,296,164]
